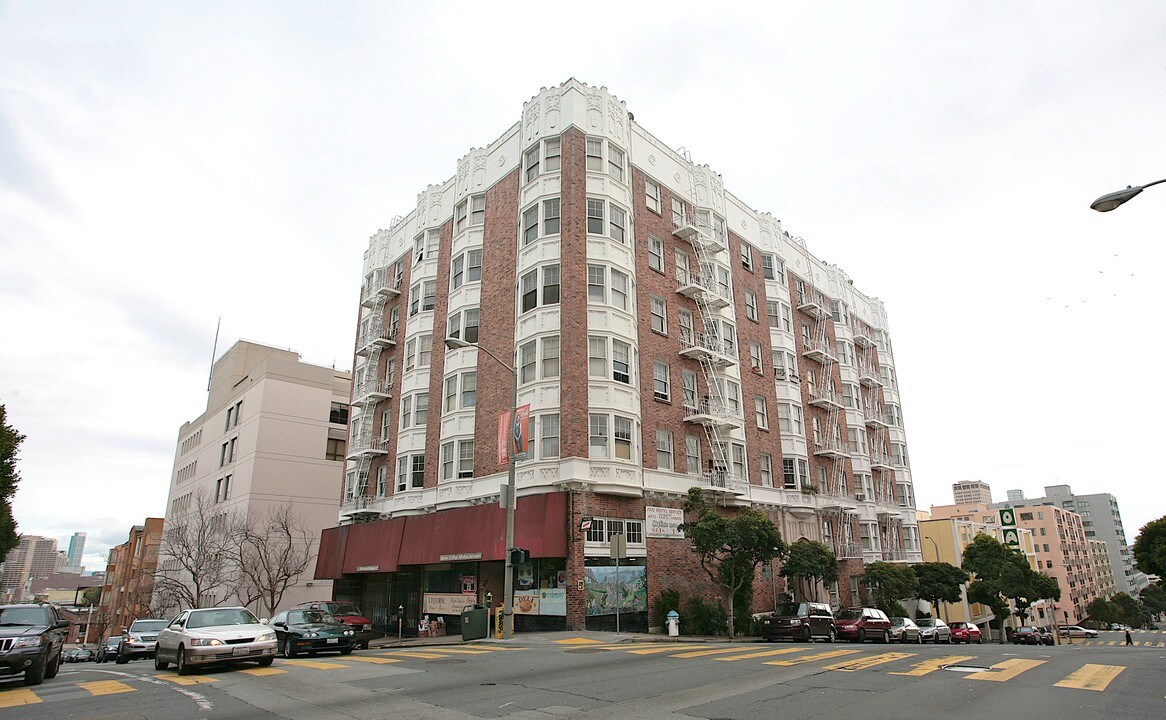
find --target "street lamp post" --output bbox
[445,336,518,640]
[1090,178,1166,212]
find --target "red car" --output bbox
[949,621,983,644]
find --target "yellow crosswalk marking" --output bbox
[79,680,136,696]
[968,658,1045,682]
[765,649,860,666]
[589,643,705,652]
[889,655,975,677]
[279,658,350,669]
[156,672,219,685]
[0,688,40,707]
[555,637,602,645]
[1054,664,1124,692]
[376,651,452,659]
[418,648,494,655]
[238,667,287,675]
[627,645,715,655]
[341,656,403,664]
[670,647,762,659]
[716,647,809,662]
[824,652,916,672]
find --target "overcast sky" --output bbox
[3,1,1164,572]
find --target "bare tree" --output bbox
[231,504,315,619]
[154,491,242,609]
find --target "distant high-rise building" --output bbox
[953,480,993,505]
[1006,489,1025,503]
[66,532,86,568]
[1,536,60,601]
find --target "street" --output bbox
[1,631,1163,719]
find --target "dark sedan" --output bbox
[269,610,356,657]
[1013,626,1053,645]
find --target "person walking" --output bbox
[1125,629,1133,646]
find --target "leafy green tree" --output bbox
[779,539,838,603]
[961,533,1059,642]
[680,487,787,638]
[1085,597,1114,627]
[913,562,968,619]
[1110,592,1147,628]
[862,562,918,615]
[0,405,26,558]
[1133,516,1166,579]
[1140,583,1166,619]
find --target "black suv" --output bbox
[761,602,836,642]
[0,603,69,686]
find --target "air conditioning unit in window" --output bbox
[774,368,786,379]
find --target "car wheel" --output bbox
[977,636,983,644]
[857,629,866,644]
[945,633,952,644]
[882,630,891,644]
[257,656,274,667]
[155,646,169,671]
[359,643,369,650]
[176,646,192,676]
[827,628,836,643]
[802,626,812,643]
[23,660,46,686]
[339,647,353,655]
[115,650,129,665]
[44,650,61,679]
[282,637,297,658]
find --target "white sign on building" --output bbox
[646,507,685,539]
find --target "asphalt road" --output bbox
[2,630,1163,720]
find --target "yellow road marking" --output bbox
[238,667,287,676]
[1054,664,1124,692]
[279,658,350,669]
[670,647,763,659]
[155,673,219,685]
[0,689,40,707]
[589,643,705,651]
[418,648,494,655]
[765,649,860,666]
[889,655,976,677]
[968,658,1045,682]
[716,647,809,662]
[79,680,136,696]
[341,656,403,664]
[555,637,602,645]
[627,645,715,655]
[824,652,916,672]
[376,651,453,659]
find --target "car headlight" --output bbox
[344,629,354,636]
[303,632,317,639]
[189,638,223,646]
[789,619,802,626]
[362,624,372,631]
[12,636,43,648]
[257,632,276,642]
[129,634,143,643]
[762,619,771,626]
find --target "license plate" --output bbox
[326,638,338,644]
[232,647,250,656]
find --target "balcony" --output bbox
[852,324,875,348]
[813,438,851,459]
[353,379,392,404]
[360,276,402,307]
[869,450,894,470]
[673,271,731,309]
[346,433,390,458]
[682,398,741,430]
[833,542,862,559]
[807,387,845,410]
[679,332,737,368]
[673,215,722,253]
[701,471,748,495]
[339,494,380,520]
[355,326,396,357]
[797,292,831,320]
[801,338,836,364]
[379,276,402,299]
[856,361,881,388]
[863,408,890,429]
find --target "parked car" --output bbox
[1108,623,1131,631]
[835,607,892,643]
[915,617,951,643]
[116,618,168,663]
[292,601,374,649]
[154,607,277,675]
[269,610,356,657]
[889,617,921,643]
[1058,625,1098,639]
[760,602,836,642]
[948,621,983,644]
[64,648,93,663]
[1013,626,1053,645]
[95,636,121,663]
[0,603,69,686]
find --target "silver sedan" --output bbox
[889,617,922,643]
[915,617,952,643]
[155,607,277,675]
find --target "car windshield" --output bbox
[130,620,168,632]
[187,608,260,629]
[837,609,862,620]
[775,603,807,616]
[916,618,935,627]
[890,617,907,626]
[289,610,337,625]
[950,622,966,629]
[325,603,361,615]
[0,608,49,625]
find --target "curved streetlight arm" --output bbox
[1090,177,1166,212]
[444,337,516,374]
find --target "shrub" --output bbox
[683,597,729,636]
[654,589,681,629]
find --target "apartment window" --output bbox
[653,361,671,401]
[396,456,407,492]
[524,145,540,183]
[417,335,432,367]
[453,440,474,478]
[326,438,346,461]
[612,340,631,384]
[586,197,627,242]
[783,457,809,489]
[842,383,858,410]
[459,372,477,409]
[686,435,701,474]
[614,416,633,460]
[647,234,664,271]
[522,205,539,244]
[541,336,560,379]
[586,137,603,172]
[835,340,853,366]
[656,430,674,470]
[650,297,667,334]
[543,198,560,235]
[755,396,769,430]
[611,269,629,311]
[671,196,686,226]
[447,307,479,343]
[678,309,695,345]
[760,453,773,487]
[543,136,561,172]
[588,337,607,378]
[608,145,625,182]
[886,404,902,427]
[589,414,608,458]
[761,254,776,280]
[444,376,458,412]
[227,437,237,464]
[215,475,231,503]
[645,180,661,213]
[540,413,560,458]
[731,443,746,479]
[400,396,412,429]
[749,342,763,372]
[520,264,560,312]
[778,403,804,434]
[224,406,234,431]
[380,409,391,439]
[453,194,485,233]
[450,248,483,289]
[587,264,606,303]
[740,242,754,271]
[329,402,349,425]
[376,465,387,496]
[388,306,400,337]
[745,291,758,322]
[441,442,454,480]
[404,338,416,372]
[767,301,792,332]
[410,455,424,488]
[586,137,625,181]
[768,255,786,284]
[681,370,698,409]
[520,341,537,384]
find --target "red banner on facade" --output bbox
[497,404,532,464]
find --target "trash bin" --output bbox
[461,604,489,641]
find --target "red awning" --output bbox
[341,519,406,574]
[314,525,349,580]
[397,492,567,565]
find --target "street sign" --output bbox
[609,533,627,560]
[1002,528,1020,547]
[579,517,592,533]
[999,508,1016,527]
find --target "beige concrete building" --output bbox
[952,480,993,505]
[1089,539,1116,600]
[1011,504,1098,624]
[1,535,60,601]
[161,340,352,613]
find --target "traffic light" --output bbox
[509,548,529,565]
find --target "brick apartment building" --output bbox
[316,80,922,635]
[98,518,163,641]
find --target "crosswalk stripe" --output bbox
[764,649,860,666]
[79,680,136,696]
[0,688,41,707]
[341,656,403,664]
[279,658,350,669]
[156,672,219,685]
[419,648,496,655]
[670,647,763,659]
[238,667,287,676]
[889,655,976,677]
[626,645,715,655]
[824,652,916,672]
[555,637,602,644]
[376,651,451,659]
[716,647,809,662]
[1054,664,1125,692]
[968,658,1045,682]
[590,643,705,651]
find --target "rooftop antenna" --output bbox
[207,317,221,392]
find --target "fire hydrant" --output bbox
[666,610,680,637]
